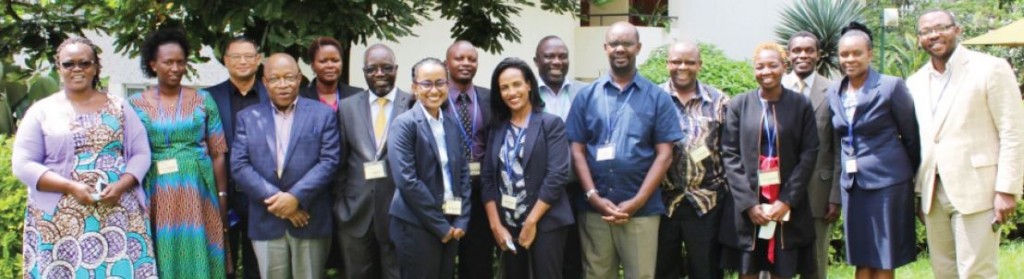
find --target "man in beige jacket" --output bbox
[907,10,1024,279]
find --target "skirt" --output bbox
[843,182,917,269]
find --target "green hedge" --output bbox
[638,43,759,96]
[0,136,26,278]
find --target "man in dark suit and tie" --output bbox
[334,44,412,279]
[207,37,268,279]
[446,40,497,279]
[388,57,472,279]
[231,53,341,278]
[782,31,840,279]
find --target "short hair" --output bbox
[536,35,564,53]
[788,31,820,49]
[363,44,396,64]
[753,42,788,63]
[139,28,190,78]
[840,22,873,50]
[411,57,446,81]
[919,9,958,26]
[221,36,260,61]
[489,57,544,123]
[56,37,103,89]
[307,37,342,63]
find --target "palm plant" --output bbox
[775,0,866,78]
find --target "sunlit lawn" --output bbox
[826,241,1024,279]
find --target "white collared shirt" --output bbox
[421,104,454,201]
[928,66,952,113]
[783,72,816,96]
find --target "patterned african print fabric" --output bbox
[498,125,528,227]
[23,97,159,279]
[128,89,227,278]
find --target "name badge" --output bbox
[156,159,179,174]
[758,170,781,186]
[845,159,858,174]
[364,160,387,180]
[501,194,517,210]
[596,144,615,161]
[758,220,777,239]
[469,162,481,176]
[689,145,711,163]
[443,198,463,215]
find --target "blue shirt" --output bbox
[566,72,684,216]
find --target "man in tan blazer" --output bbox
[907,10,1024,279]
[782,31,840,279]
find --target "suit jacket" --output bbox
[334,89,413,241]
[907,46,1024,214]
[207,80,270,215]
[448,85,492,164]
[783,72,840,218]
[829,69,920,190]
[480,111,573,232]
[299,78,364,103]
[230,97,341,240]
[387,104,472,240]
[720,88,818,251]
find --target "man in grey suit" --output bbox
[782,31,840,279]
[334,44,412,279]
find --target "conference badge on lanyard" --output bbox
[443,198,463,215]
[596,144,615,161]
[689,145,711,163]
[157,159,179,175]
[364,160,387,180]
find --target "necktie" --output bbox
[797,79,807,93]
[457,93,473,162]
[374,97,389,147]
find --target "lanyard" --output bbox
[154,88,184,146]
[502,115,531,193]
[449,92,480,152]
[601,84,635,144]
[759,98,779,157]
[929,69,952,115]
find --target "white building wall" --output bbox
[346,3,580,92]
[669,0,795,60]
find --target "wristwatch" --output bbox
[585,189,598,201]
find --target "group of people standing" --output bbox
[12,8,1023,279]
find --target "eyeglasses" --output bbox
[267,74,300,85]
[606,41,637,49]
[363,64,397,74]
[415,79,448,90]
[59,60,95,70]
[226,53,259,62]
[918,24,956,36]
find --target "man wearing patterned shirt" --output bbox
[654,41,730,279]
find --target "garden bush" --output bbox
[0,136,26,277]
[638,43,759,96]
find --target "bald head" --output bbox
[263,53,301,109]
[607,21,640,42]
[668,41,701,61]
[604,21,642,77]
[446,40,479,87]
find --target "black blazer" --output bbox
[720,88,819,251]
[299,78,364,103]
[207,80,269,215]
[480,112,573,232]
[387,104,472,240]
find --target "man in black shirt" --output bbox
[207,36,269,279]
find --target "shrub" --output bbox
[638,43,759,96]
[0,136,25,278]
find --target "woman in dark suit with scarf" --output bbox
[481,57,573,278]
[720,42,819,279]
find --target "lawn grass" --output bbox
[826,241,1024,278]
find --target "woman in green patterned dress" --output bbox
[127,28,231,278]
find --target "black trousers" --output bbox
[655,198,725,279]
[562,181,583,279]
[457,180,496,279]
[500,225,569,279]
[391,217,459,279]
[228,195,260,279]
[337,219,400,279]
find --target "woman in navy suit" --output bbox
[830,23,920,278]
[481,57,573,278]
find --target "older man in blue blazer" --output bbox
[231,53,341,279]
